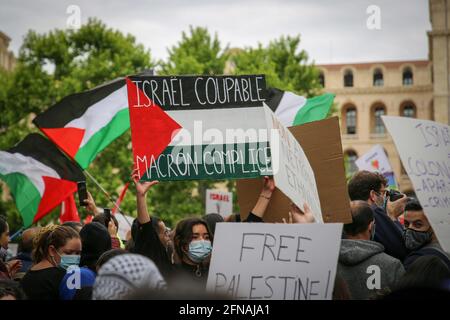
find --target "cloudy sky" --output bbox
[0,0,430,64]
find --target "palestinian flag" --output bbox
[0,134,85,227]
[265,88,335,127]
[126,75,273,181]
[59,193,80,224]
[33,78,129,169]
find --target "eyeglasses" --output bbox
[373,189,388,197]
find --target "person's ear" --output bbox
[48,245,57,258]
[368,190,376,202]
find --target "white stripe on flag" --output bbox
[167,107,269,146]
[0,151,60,196]
[65,85,128,148]
[274,91,307,127]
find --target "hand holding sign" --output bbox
[289,202,316,224]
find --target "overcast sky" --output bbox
[0,0,430,64]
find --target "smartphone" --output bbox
[77,181,88,207]
[104,208,112,226]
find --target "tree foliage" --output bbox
[0,23,324,231]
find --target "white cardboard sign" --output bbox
[265,105,323,222]
[382,116,450,253]
[206,222,343,300]
[355,144,393,174]
[206,189,233,217]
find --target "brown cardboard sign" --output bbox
[237,116,352,223]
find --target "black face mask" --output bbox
[403,228,432,250]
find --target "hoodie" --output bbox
[338,239,405,299]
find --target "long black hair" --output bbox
[173,217,212,262]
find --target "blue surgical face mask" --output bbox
[188,240,212,263]
[57,252,80,270]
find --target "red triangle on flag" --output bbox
[41,127,85,159]
[126,78,182,179]
[59,193,80,224]
[33,176,78,223]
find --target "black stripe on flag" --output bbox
[8,134,85,182]
[264,87,285,112]
[33,78,125,128]
[127,75,267,111]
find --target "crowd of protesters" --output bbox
[0,170,450,300]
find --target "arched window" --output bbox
[402,104,416,118]
[403,67,413,86]
[373,68,384,86]
[346,107,357,134]
[344,69,353,87]
[318,72,325,87]
[373,105,386,134]
[344,150,359,176]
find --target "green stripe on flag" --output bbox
[141,142,272,181]
[0,172,41,227]
[75,108,130,168]
[293,93,335,126]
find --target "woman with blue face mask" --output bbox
[21,225,81,300]
[173,218,213,289]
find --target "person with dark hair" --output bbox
[395,255,450,292]
[0,216,22,280]
[21,225,81,300]
[61,221,83,233]
[202,213,224,237]
[130,170,173,279]
[79,222,112,273]
[95,248,128,272]
[348,170,408,261]
[337,201,405,299]
[85,190,124,249]
[92,213,122,249]
[0,279,26,300]
[402,198,450,270]
[13,227,41,280]
[172,217,212,288]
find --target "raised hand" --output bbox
[131,168,159,197]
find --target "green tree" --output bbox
[0,18,154,231]
[160,26,229,75]
[231,35,322,97]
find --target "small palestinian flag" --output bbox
[59,193,80,224]
[33,78,129,169]
[265,88,335,127]
[0,134,85,227]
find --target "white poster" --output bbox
[382,116,450,253]
[206,189,233,217]
[265,105,323,222]
[355,144,393,174]
[114,213,134,241]
[206,222,343,300]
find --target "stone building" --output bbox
[316,0,450,194]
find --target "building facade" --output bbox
[316,0,450,194]
[0,31,15,71]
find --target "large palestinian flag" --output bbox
[265,87,335,127]
[33,78,129,169]
[127,75,273,181]
[0,134,85,227]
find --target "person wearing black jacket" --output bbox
[131,170,173,279]
[348,170,409,262]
